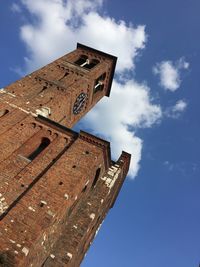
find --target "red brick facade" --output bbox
[0,44,131,267]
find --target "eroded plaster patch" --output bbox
[0,197,8,215]
[22,247,29,256]
[36,107,51,117]
[67,252,73,259]
[90,213,95,220]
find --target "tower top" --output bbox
[3,43,118,127]
[77,43,117,96]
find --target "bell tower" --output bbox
[0,44,130,267]
[3,43,117,128]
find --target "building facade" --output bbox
[0,44,131,267]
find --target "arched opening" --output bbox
[85,59,100,70]
[94,72,106,94]
[92,168,101,188]
[75,56,100,69]
[74,55,88,67]
[28,137,50,161]
[0,109,9,118]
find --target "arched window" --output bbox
[28,137,50,161]
[92,168,101,188]
[74,56,100,69]
[74,55,88,67]
[0,109,9,118]
[94,73,106,93]
[86,59,100,70]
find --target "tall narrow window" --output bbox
[92,168,101,188]
[28,137,50,161]
[94,73,106,94]
[0,109,9,118]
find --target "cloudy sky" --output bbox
[1,0,200,266]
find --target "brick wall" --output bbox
[0,44,130,267]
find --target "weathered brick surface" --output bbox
[0,44,131,267]
[42,152,130,267]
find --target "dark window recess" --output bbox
[74,55,88,66]
[74,56,100,69]
[85,59,100,70]
[27,137,50,161]
[0,109,9,118]
[94,73,106,93]
[92,168,101,188]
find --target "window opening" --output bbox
[74,55,88,66]
[80,59,90,68]
[75,56,100,69]
[94,73,106,93]
[94,81,104,93]
[27,137,50,161]
[86,59,100,69]
[92,168,101,188]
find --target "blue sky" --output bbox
[1,1,200,266]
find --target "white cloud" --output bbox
[19,0,146,73]
[165,99,187,118]
[16,0,161,178]
[153,58,189,91]
[81,80,162,177]
[173,99,187,112]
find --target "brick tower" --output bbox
[0,44,131,267]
